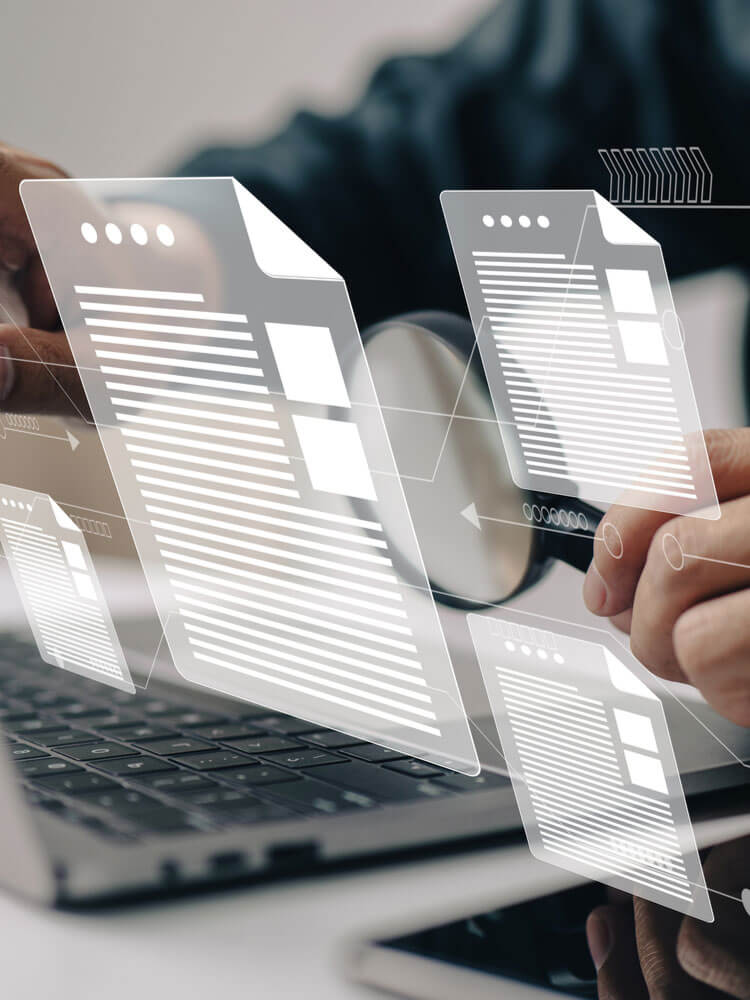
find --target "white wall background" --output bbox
[2,0,491,176]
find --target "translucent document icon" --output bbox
[442,191,718,518]
[0,485,134,693]
[468,611,713,921]
[22,178,478,774]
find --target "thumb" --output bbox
[0,324,90,419]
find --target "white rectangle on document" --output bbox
[617,319,668,366]
[614,708,659,752]
[61,540,87,570]
[0,484,134,693]
[605,268,657,314]
[441,190,718,518]
[293,414,377,501]
[22,177,478,775]
[468,611,713,921]
[266,322,351,408]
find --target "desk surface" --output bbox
[1,843,574,1000]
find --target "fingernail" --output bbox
[1,242,25,271]
[0,346,15,400]
[583,561,607,613]
[586,913,612,971]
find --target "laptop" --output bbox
[1,617,749,907]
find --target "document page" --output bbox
[442,190,718,518]
[23,177,478,774]
[0,484,134,693]
[469,611,712,921]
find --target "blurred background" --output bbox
[2,0,490,176]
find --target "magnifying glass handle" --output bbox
[539,497,603,575]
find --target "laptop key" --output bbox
[4,717,63,735]
[189,723,261,741]
[82,789,163,812]
[98,723,177,741]
[252,715,319,735]
[79,793,203,833]
[140,699,183,717]
[267,778,377,815]
[223,736,301,754]
[383,760,445,779]
[135,772,216,793]
[9,744,49,761]
[57,703,110,719]
[81,713,139,728]
[176,788,289,821]
[168,711,227,727]
[177,749,255,771]
[60,742,139,762]
[305,762,431,803]
[94,756,177,777]
[260,749,342,769]
[33,771,119,794]
[18,758,83,777]
[301,731,364,749]
[133,808,208,833]
[27,692,78,709]
[134,736,215,756]
[434,771,511,792]
[32,728,99,748]
[0,707,35,723]
[216,765,297,787]
[345,745,407,763]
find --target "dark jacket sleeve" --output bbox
[176,0,750,330]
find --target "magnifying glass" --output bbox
[349,311,603,610]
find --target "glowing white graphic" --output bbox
[598,147,713,205]
[22,177,478,775]
[442,190,718,518]
[266,322,351,408]
[0,485,134,693]
[468,611,713,922]
[293,415,377,501]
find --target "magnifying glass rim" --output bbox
[351,313,547,611]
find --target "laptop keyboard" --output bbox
[0,637,509,840]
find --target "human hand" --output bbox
[583,428,750,726]
[586,836,750,998]
[0,142,92,415]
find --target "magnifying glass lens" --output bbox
[354,321,535,608]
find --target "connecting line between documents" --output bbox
[132,614,172,692]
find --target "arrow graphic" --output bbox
[1,425,80,451]
[460,502,481,530]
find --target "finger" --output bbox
[634,896,724,998]
[672,588,750,725]
[587,902,648,1000]
[678,837,750,998]
[627,495,750,681]
[0,324,88,418]
[16,257,59,331]
[609,608,633,634]
[0,145,62,270]
[584,428,750,619]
